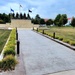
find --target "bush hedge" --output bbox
[1,55,17,71]
[3,29,16,57]
[3,49,15,57]
[70,41,75,46]
[0,29,17,71]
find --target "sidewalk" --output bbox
[18,29,75,75]
[48,70,75,75]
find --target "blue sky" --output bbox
[0,0,75,19]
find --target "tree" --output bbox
[31,18,34,23]
[54,14,61,26]
[23,13,26,19]
[54,14,68,27]
[71,17,75,27]
[20,13,23,19]
[62,14,68,25]
[12,13,15,19]
[39,19,45,24]
[16,12,19,19]
[27,13,31,19]
[58,17,63,27]
[0,13,10,23]
[33,19,39,24]
[46,19,53,25]
[35,14,40,20]
[2,13,10,23]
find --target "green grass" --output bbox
[0,29,11,53]
[38,26,75,46]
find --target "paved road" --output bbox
[18,29,75,75]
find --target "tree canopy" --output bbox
[0,13,10,23]
[46,19,53,26]
[54,14,68,26]
[71,17,75,27]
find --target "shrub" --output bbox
[50,35,53,38]
[55,36,59,39]
[58,37,63,41]
[63,39,70,44]
[6,44,15,50]
[70,41,75,46]
[1,29,17,71]
[7,40,16,45]
[3,48,15,57]
[39,19,45,24]
[0,61,2,69]
[46,19,53,26]
[33,19,39,24]
[0,20,5,24]
[1,55,17,71]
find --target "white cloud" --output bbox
[0,0,75,18]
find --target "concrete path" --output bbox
[18,29,75,75]
[48,70,75,75]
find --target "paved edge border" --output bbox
[43,69,75,75]
[33,30,75,51]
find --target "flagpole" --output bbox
[19,4,20,18]
[10,8,11,25]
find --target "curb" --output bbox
[33,30,75,51]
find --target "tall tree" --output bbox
[20,13,23,19]
[71,17,75,27]
[46,19,53,26]
[58,17,63,27]
[23,13,26,19]
[16,12,19,19]
[0,13,10,23]
[54,14,61,26]
[27,13,31,19]
[39,18,45,24]
[35,14,40,20]
[61,14,68,25]
[12,13,15,19]
[54,14,68,26]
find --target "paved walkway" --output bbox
[48,70,75,75]
[18,29,75,75]
[1,29,75,75]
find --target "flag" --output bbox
[11,8,14,12]
[28,10,32,13]
[20,4,22,7]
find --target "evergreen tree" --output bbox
[12,13,15,19]
[23,13,26,19]
[54,14,68,27]
[27,13,31,19]
[16,12,19,19]
[39,19,45,24]
[20,13,23,19]
[46,19,53,26]
[33,19,39,24]
[35,14,40,20]
[54,14,61,26]
[71,17,75,27]
[62,14,68,25]
[0,13,10,23]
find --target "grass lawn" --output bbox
[0,29,11,53]
[38,26,75,46]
